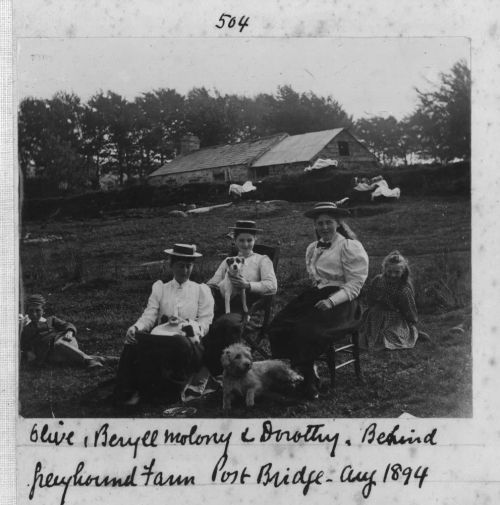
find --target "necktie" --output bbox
[316,241,331,249]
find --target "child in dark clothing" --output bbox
[358,251,419,350]
[20,294,103,368]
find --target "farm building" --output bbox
[148,133,287,186]
[148,128,377,186]
[250,128,378,178]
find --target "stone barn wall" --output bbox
[315,130,378,169]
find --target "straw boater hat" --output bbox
[25,294,46,308]
[228,220,263,233]
[163,243,202,259]
[304,201,350,219]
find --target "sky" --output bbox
[17,37,470,120]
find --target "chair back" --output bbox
[229,244,280,271]
[253,244,280,271]
[227,244,280,354]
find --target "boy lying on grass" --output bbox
[20,294,104,369]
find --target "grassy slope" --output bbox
[19,195,471,418]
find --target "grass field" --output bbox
[19,195,471,418]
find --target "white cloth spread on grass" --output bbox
[228,181,257,197]
[134,279,214,338]
[304,158,338,172]
[354,182,374,192]
[353,177,401,199]
[187,202,232,214]
[371,179,401,200]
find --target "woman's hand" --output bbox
[124,325,138,344]
[314,299,334,311]
[19,314,30,330]
[230,274,250,290]
[26,350,37,363]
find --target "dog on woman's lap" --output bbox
[220,256,249,318]
[221,343,302,411]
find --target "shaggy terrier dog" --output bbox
[221,343,302,411]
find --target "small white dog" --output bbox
[220,256,248,315]
[221,343,302,411]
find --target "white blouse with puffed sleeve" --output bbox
[305,234,369,306]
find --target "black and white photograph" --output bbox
[17,35,471,419]
[5,1,500,504]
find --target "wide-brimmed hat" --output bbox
[304,201,350,219]
[25,294,46,308]
[163,243,202,259]
[228,220,263,233]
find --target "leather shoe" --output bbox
[304,382,319,400]
[296,381,319,400]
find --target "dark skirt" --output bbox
[202,288,262,376]
[115,333,204,400]
[202,313,242,376]
[268,286,361,365]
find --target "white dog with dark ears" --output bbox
[220,256,249,316]
[221,343,302,411]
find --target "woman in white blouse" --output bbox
[269,202,369,400]
[203,220,277,376]
[114,244,214,406]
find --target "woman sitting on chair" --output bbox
[268,202,369,400]
[114,244,214,406]
[202,220,277,376]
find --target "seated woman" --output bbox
[114,244,214,406]
[202,220,277,376]
[358,250,419,350]
[268,202,369,399]
[20,294,104,369]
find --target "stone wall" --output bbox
[149,164,251,186]
[316,130,378,169]
[149,130,377,186]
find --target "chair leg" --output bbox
[352,330,363,383]
[326,344,336,388]
[258,305,271,342]
[240,319,271,360]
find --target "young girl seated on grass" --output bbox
[358,251,425,350]
[20,294,104,368]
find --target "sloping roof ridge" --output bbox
[246,132,289,165]
[244,131,289,143]
[339,128,373,152]
[293,127,345,162]
[289,126,344,139]
[250,127,350,168]
[291,126,343,135]
[149,132,291,178]
[196,131,288,152]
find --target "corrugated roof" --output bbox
[149,134,287,177]
[251,128,345,167]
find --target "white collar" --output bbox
[318,233,343,247]
[172,279,189,289]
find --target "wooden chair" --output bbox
[320,323,363,388]
[229,244,279,358]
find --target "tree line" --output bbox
[18,60,470,193]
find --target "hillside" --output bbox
[19,195,471,418]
